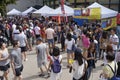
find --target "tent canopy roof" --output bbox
[33,5,54,16]
[7,9,21,15]
[49,5,74,16]
[22,7,37,15]
[87,2,118,18]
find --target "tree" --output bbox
[0,0,16,16]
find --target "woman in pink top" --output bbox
[82,33,90,52]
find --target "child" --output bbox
[48,46,62,80]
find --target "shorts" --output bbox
[47,39,54,44]
[27,38,32,45]
[15,65,23,76]
[0,63,10,71]
[20,46,27,52]
[67,49,73,54]
[37,61,47,68]
[36,35,40,39]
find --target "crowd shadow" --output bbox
[23,75,39,80]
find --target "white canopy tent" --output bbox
[87,2,118,19]
[22,7,37,16]
[7,9,21,16]
[33,5,54,16]
[48,5,74,16]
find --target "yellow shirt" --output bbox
[103,61,118,78]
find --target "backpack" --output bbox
[51,56,61,73]
[26,29,33,38]
[107,64,120,80]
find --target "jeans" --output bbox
[87,66,93,79]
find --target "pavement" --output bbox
[0,44,103,80]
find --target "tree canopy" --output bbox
[0,0,16,16]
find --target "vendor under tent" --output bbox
[74,2,118,30]
[7,9,21,16]
[48,5,74,16]
[22,7,37,16]
[87,2,118,19]
[33,5,54,16]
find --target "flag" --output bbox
[58,15,61,24]
[60,0,65,14]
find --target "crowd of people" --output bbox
[0,16,120,80]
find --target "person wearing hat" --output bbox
[36,37,49,77]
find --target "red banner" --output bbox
[60,0,65,14]
[117,13,120,25]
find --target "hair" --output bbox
[88,43,95,53]
[74,48,84,66]
[52,46,60,57]
[0,42,4,48]
[106,52,115,62]
[66,33,72,41]
[111,28,116,33]
[106,44,113,53]
[102,31,108,39]
[13,40,19,47]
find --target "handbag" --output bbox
[107,64,120,80]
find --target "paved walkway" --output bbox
[0,44,103,80]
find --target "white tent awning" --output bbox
[7,9,21,15]
[87,2,118,19]
[22,7,37,16]
[33,5,54,16]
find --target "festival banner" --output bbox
[102,17,117,30]
[74,8,101,19]
[90,8,101,19]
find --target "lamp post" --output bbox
[53,0,56,9]
[74,0,77,8]
[108,0,111,8]
[84,0,87,7]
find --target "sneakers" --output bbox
[38,74,45,77]
[24,58,28,61]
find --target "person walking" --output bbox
[0,42,10,80]
[16,28,28,61]
[70,48,88,80]
[65,33,75,68]
[45,25,55,52]
[36,37,49,77]
[47,46,62,80]
[10,40,23,80]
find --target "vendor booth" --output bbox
[74,2,118,30]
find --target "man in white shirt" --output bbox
[45,25,55,50]
[109,28,119,52]
[16,28,29,61]
[34,22,40,39]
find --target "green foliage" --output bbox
[0,0,16,16]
